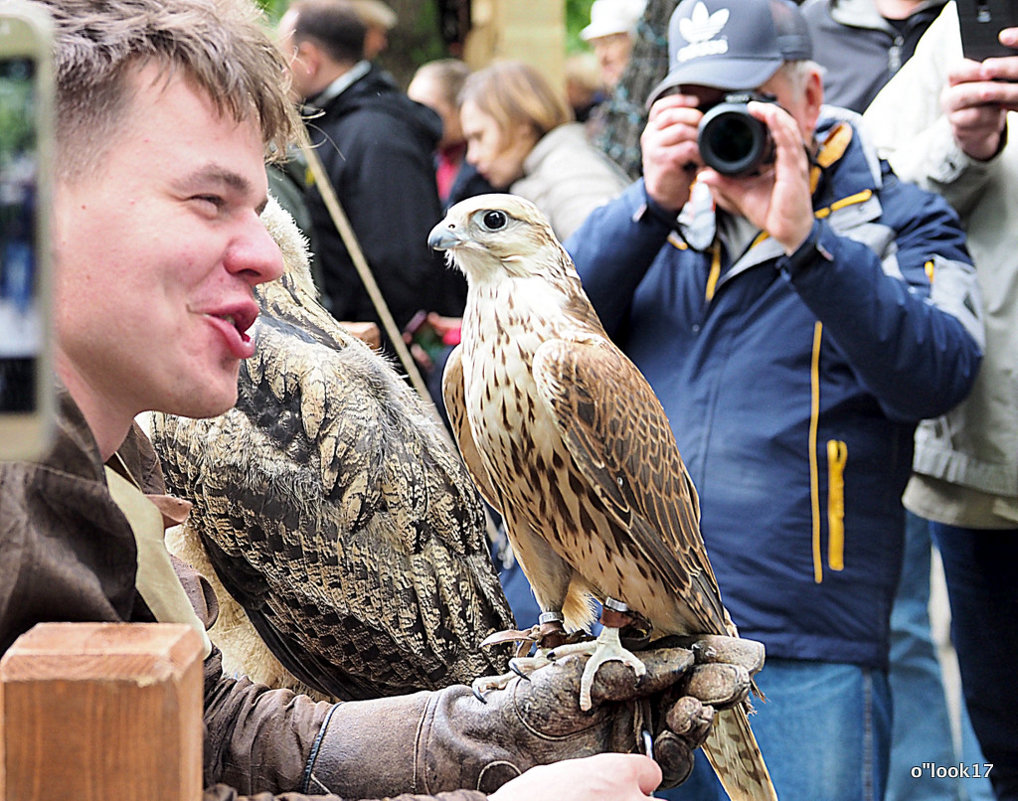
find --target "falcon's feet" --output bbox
[547,625,646,711]
[479,612,591,658]
[470,654,551,702]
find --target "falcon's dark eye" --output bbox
[481,210,508,230]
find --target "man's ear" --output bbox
[803,67,824,133]
[295,40,321,78]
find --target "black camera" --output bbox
[697,92,777,177]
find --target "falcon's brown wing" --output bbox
[441,345,504,514]
[532,335,732,636]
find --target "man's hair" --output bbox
[775,60,822,96]
[35,0,298,180]
[412,59,471,109]
[287,0,366,66]
[459,60,573,142]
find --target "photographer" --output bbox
[566,0,984,798]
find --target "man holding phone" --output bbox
[0,1,760,800]
[865,5,1018,797]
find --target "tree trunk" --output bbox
[592,0,677,179]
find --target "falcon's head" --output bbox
[428,194,573,285]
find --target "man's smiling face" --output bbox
[53,64,284,438]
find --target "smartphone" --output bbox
[402,309,445,363]
[0,0,54,460]
[958,0,1018,61]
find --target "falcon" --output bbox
[430,194,778,801]
[149,198,513,701]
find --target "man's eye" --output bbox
[192,195,225,210]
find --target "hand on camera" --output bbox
[642,94,705,213]
[697,99,815,254]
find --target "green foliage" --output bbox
[0,73,34,163]
[254,0,288,23]
[566,0,596,53]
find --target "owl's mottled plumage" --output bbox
[432,195,777,801]
[150,199,513,701]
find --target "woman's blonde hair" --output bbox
[459,60,572,143]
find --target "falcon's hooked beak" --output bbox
[428,221,467,252]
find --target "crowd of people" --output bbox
[1,0,1016,799]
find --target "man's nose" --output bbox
[227,214,285,285]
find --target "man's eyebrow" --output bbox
[176,164,268,213]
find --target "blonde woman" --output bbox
[459,60,629,240]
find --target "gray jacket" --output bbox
[864,2,1018,525]
[802,0,947,112]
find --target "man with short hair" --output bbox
[567,0,984,797]
[0,2,752,800]
[279,0,458,334]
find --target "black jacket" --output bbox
[304,65,464,331]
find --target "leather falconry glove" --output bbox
[302,633,763,797]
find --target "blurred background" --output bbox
[255,0,598,88]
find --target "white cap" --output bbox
[580,0,646,41]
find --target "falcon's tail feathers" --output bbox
[702,703,779,801]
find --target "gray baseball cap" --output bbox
[647,0,812,106]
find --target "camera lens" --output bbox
[698,102,774,177]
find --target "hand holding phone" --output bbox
[958,0,1018,61]
[0,0,54,460]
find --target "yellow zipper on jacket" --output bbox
[827,439,848,572]
[809,321,824,583]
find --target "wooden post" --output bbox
[465,0,567,93]
[0,622,204,801]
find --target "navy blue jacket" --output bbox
[567,114,983,668]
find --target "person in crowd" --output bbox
[863,6,1018,797]
[580,0,647,92]
[803,3,990,799]
[801,0,947,113]
[578,0,647,147]
[565,0,984,798]
[278,0,457,337]
[0,1,760,800]
[564,51,606,123]
[458,59,629,241]
[407,59,496,212]
[349,0,395,61]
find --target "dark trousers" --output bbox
[931,523,1018,801]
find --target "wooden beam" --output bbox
[1,623,204,801]
[465,0,566,92]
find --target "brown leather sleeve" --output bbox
[202,648,334,793]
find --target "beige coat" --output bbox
[863,2,1018,525]
[512,122,630,241]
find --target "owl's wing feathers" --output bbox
[532,335,732,635]
[154,308,513,701]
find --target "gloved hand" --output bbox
[303,633,763,798]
